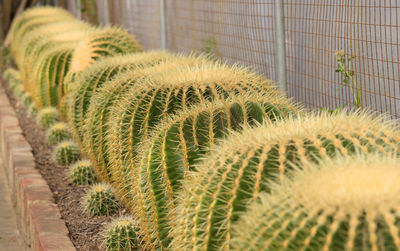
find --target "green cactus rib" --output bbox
[67,160,96,185]
[230,153,400,251]
[53,140,80,166]
[65,27,143,92]
[103,216,140,251]
[67,51,173,145]
[82,56,211,182]
[82,183,119,216]
[171,111,400,251]
[116,93,298,249]
[46,122,72,145]
[33,45,74,108]
[36,107,59,129]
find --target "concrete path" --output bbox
[0,165,23,251]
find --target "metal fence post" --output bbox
[76,0,82,20]
[103,0,110,26]
[159,0,166,50]
[274,0,287,94]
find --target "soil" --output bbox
[3,82,128,251]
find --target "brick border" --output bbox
[0,84,76,251]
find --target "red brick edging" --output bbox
[0,84,75,251]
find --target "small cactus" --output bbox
[103,216,140,251]
[82,183,118,216]
[12,84,25,99]
[3,68,20,82]
[36,107,59,129]
[20,92,32,107]
[27,103,37,117]
[67,160,96,185]
[230,153,400,251]
[9,77,22,92]
[171,111,400,251]
[46,122,72,145]
[53,140,80,166]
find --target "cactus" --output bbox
[27,103,37,117]
[82,183,118,216]
[46,122,72,145]
[67,160,96,185]
[103,216,140,251]
[3,68,20,82]
[65,27,143,92]
[67,51,173,145]
[114,93,298,249]
[53,140,80,166]
[12,84,25,99]
[21,24,90,95]
[103,62,276,183]
[4,68,22,93]
[171,111,400,251]
[36,107,59,129]
[230,153,400,251]
[8,7,75,59]
[21,92,32,107]
[82,56,211,182]
[32,44,74,108]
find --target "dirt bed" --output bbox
[3,81,127,251]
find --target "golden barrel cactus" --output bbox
[231,153,400,250]
[172,111,400,250]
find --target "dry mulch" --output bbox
[3,82,127,251]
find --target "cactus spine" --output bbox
[103,216,140,251]
[67,160,96,185]
[119,93,298,249]
[53,140,80,166]
[67,51,173,145]
[82,183,118,216]
[46,122,72,145]
[171,111,400,251]
[230,153,400,251]
[37,107,59,129]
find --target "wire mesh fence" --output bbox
[69,0,400,119]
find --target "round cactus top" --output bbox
[90,183,113,193]
[38,106,59,115]
[69,27,143,74]
[51,122,68,130]
[231,153,400,251]
[287,153,400,213]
